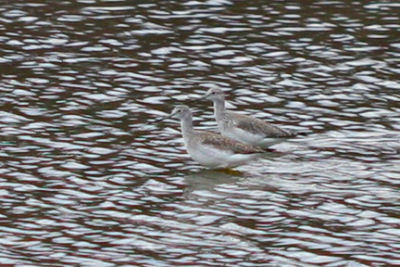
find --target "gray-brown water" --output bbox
[1,0,400,266]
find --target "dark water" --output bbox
[1,0,400,266]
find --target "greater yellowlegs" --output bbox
[200,88,293,147]
[158,105,266,168]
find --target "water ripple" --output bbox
[0,0,399,266]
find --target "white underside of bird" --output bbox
[185,142,260,168]
[221,126,283,147]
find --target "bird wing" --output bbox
[230,112,292,138]
[197,131,264,154]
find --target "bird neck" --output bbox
[213,99,225,121]
[180,114,194,140]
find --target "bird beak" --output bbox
[187,92,210,103]
[154,107,184,122]
[153,112,174,122]
[199,92,211,100]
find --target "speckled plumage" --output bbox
[194,131,265,154]
[226,111,292,137]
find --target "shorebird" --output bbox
[200,88,293,147]
[157,105,266,168]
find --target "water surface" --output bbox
[1,0,400,266]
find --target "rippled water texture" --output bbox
[1,0,400,266]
